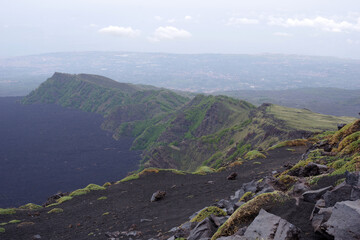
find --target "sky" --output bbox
[1,0,360,58]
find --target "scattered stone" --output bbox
[207,181,214,184]
[272,170,278,175]
[323,200,360,239]
[243,209,300,240]
[171,185,177,189]
[151,190,166,202]
[32,235,41,239]
[140,218,152,222]
[227,172,237,180]
[68,224,73,228]
[302,186,333,203]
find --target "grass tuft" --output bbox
[18,203,42,210]
[0,208,16,215]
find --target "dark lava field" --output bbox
[0,97,141,208]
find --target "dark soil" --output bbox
[0,97,141,207]
[0,147,306,240]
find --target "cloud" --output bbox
[98,26,141,37]
[148,26,192,42]
[273,32,292,37]
[268,16,360,33]
[227,17,259,25]
[185,16,192,21]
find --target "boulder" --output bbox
[311,207,333,233]
[227,172,237,180]
[242,180,258,193]
[345,171,360,186]
[323,182,353,207]
[302,186,333,203]
[150,190,166,202]
[323,200,360,240]
[187,217,217,240]
[230,189,245,201]
[337,123,347,130]
[243,209,300,240]
[213,199,235,215]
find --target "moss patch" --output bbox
[97,196,107,200]
[0,208,16,215]
[268,139,308,150]
[190,206,227,223]
[84,184,106,191]
[103,182,112,187]
[8,220,21,224]
[47,208,63,214]
[211,191,290,239]
[194,166,215,175]
[18,203,42,210]
[0,227,5,233]
[70,189,90,197]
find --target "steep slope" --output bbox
[22,72,189,140]
[140,99,355,171]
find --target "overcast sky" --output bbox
[1,0,360,58]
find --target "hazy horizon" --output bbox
[1,0,360,59]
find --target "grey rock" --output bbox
[217,236,244,240]
[32,235,41,240]
[302,186,333,203]
[311,207,333,233]
[345,171,360,186]
[242,180,258,193]
[243,209,300,240]
[323,182,353,207]
[188,218,217,240]
[234,201,245,208]
[214,199,235,215]
[323,200,360,240]
[209,215,227,227]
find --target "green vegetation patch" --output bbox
[102,212,110,216]
[0,227,5,233]
[18,203,42,210]
[47,208,63,214]
[0,208,16,215]
[57,196,73,204]
[84,184,106,191]
[193,166,215,175]
[244,150,266,160]
[103,182,112,187]
[211,191,290,239]
[330,156,360,176]
[0,223,7,226]
[8,220,21,224]
[97,196,107,200]
[70,189,90,197]
[268,139,308,150]
[190,206,227,223]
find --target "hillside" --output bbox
[142,99,355,171]
[216,87,360,117]
[1,120,360,239]
[23,73,356,172]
